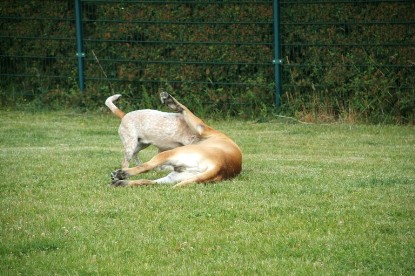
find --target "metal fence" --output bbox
[279,0,414,119]
[1,1,78,99]
[0,0,276,113]
[1,0,414,119]
[77,0,277,112]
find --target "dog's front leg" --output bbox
[111,169,130,186]
[160,92,209,136]
[160,91,184,112]
[111,162,153,181]
[110,167,140,185]
[110,167,158,187]
[111,169,130,181]
[110,159,161,186]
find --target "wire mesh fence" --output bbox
[1,2,77,98]
[0,1,275,116]
[1,0,414,122]
[78,0,275,115]
[279,0,414,122]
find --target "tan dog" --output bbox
[111,92,243,188]
[105,94,199,168]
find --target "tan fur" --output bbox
[111,92,242,188]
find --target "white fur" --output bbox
[105,94,199,168]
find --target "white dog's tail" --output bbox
[105,94,126,119]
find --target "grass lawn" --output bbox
[0,110,414,275]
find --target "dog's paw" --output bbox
[160,92,183,112]
[111,179,129,187]
[160,91,169,103]
[111,169,129,181]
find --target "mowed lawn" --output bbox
[0,110,414,275]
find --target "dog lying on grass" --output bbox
[111,92,243,188]
[105,94,199,168]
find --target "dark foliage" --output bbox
[0,0,414,123]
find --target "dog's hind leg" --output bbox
[120,132,149,168]
[113,178,155,187]
[172,165,222,188]
[119,171,193,187]
[132,141,150,166]
[121,138,138,168]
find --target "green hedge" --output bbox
[279,1,415,124]
[0,0,414,123]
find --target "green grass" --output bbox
[1,110,414,275]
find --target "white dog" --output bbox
[105,94,199,168]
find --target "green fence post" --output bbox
[75,0,85,92]
[273,0,282,107]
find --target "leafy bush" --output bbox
[0,0,413,123]
[279,1,414,124]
